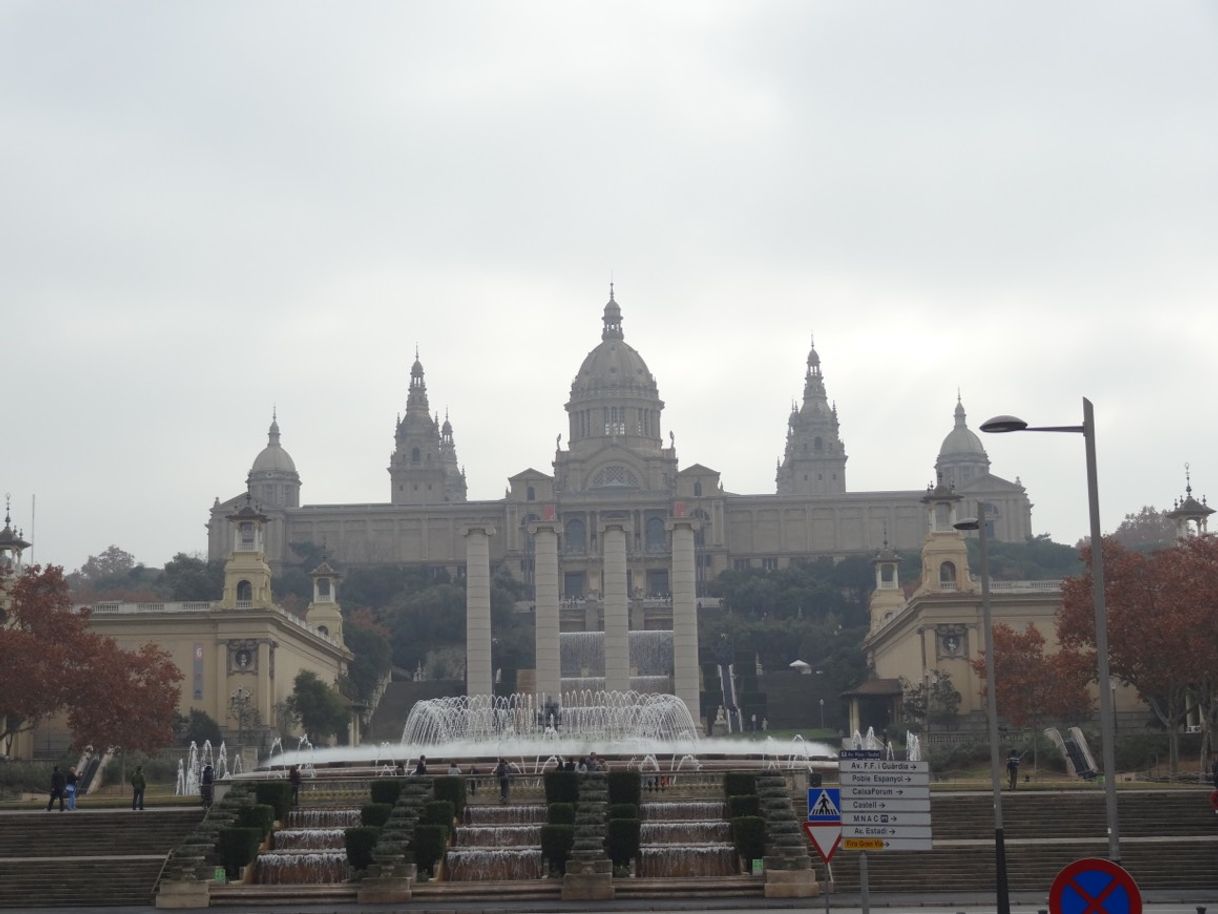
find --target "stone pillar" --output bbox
[530,518,562,706]
[600,520,630,693]
[463,525,495,699]
[667,517,700,717]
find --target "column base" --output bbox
[562,871,615,900]
[763,866,820,898]
[155,880,210,909]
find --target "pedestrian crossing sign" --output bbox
[807,787,842,822]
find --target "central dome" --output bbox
[568,287,659,404]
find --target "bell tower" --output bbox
[912,476,975,598]
[221,494,274,609]
[776,335,848,496]
[306,560,344,642]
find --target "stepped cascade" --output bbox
[445,804,545,880]
[636,800,737,878]
[559,631,674,693]
[255,807,357,885]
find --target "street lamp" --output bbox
[819,697,825,730]
[981,397,1120,863]
[954,505,1009,914]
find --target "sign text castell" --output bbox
[837,749,932,851]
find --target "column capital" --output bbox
[527,519,562,537]
[665,516,702,534]
[461,524,496,538]
[597,514,633,537]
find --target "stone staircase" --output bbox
[0,808,202,908]
[811,789,1218,896]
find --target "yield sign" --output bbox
[801,821,842,864]
[1049,858,1141,914]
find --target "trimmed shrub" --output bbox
[608,803,638,820]
[544,770,579,804]
[237,804,275,836]
[607,771,641,807]
[728,795,760,818]
[723,772,757,798]
[344,826,381,870]
[422,800,456,827]
[254,782,294,822]
[605,818,641,868]
[218,827,264,879]
[433,775,467,817]
[370,778,406,806]
[540,824,574,874]
[411,824,449,876]
[547,802,575,825]
[361,803,393,828]
[731,816,766,862]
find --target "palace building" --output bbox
[207,289,1034,605]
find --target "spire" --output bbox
[601,284,623,341]
[954,394,967,428]
[407,348,429,413]
[268,408,281,446]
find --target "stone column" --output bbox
[600,519,630,693]
[463,525,495,699]
[667,517,700,716]
[529,519,562,706]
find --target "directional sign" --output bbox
[840,797,929,812]
[840,770,930,787]
[843,837,934,851]
[1049,858,1141,914]
[840,784,923,800]
[801,821,842,864]
[838,759,928,773]
[841,811,932,827]
[807,787,841,821]
[843,824,932,839]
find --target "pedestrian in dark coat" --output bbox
[494,758,510,803]
[65,768,78,811]
[1006,751,1022,790]
[288,764,302,805]
[46,766,66,812]
[201,764,215,809]
[130,766,146,810]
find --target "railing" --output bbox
[989,580,1063,593]
[81,599,345,650]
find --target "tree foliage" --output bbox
[162,553,224,601]
[342,610,392,702]
[970,623,1092,729]
[1107,506,1176,553]
[901,670,963,732]
[0,565,182,752]
[286,670,349,743]
[1059,536,1218,774]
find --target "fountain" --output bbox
[445,805,545,880]
[254,807,358,884]
[637,800,737,877]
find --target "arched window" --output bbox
[411,447,421,464]
[318,577,331,599]
[236,579,253,602]
[693,481,703,497]
[564,518,586,554]
[645,516,667,553]
[317,625,329,637]
[939,562,957,588]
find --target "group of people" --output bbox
[556,753,604,773]
[46,765,79,812]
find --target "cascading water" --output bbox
[255,808,359,884]
[637,801,737,878]
[444,804,545,880]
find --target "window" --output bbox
[317,625,329,637]
[734,559,751,571]
[563,571,585,598]
[239,522,254,547]
[527,486,535,502]
[236,580,253,601]
[693,481,703,497]
[318,577,331,599]
[411,447,420,464]
[645,516,667,552]
[762,557,778,571]
[564,518,587,554]
[814,437,823,451]
[939,562,957,588]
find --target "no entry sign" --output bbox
[1049,858,1141,914]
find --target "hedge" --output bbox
[433,775,467,817]
[344,826,381,870]
[606,818,641,868]
[731,816,766,862]
[727,795,760,818]
[218,827,264,879]
[254,782,294,822]
[607,771,641,807]
[361,803,393,827]
[237,804,275,836]
[422,800,456,827]
[608,803,638,820]
[540,824,574,874]
[723,772,757,798]
[547,802,575,825]
[545,770,580,804]
[370,778,407,806]
[412,824,449,876]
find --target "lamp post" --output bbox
[981,397,1120,863]
[819,697,825,730]
[954,504,1009,914]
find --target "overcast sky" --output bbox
[3,2,1217,573]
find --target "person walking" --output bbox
[288,765,302,806]
[46,766,66,812]
[201,764,215,809]
[1006,750,1022,790]
[130,765,146,810]
[413,755,428,776]
[65,767,78,811]
[494,758,510,804]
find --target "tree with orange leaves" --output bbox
[0,565,182,754]
[1059,536,1218,775]
[972,622,1093,772]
